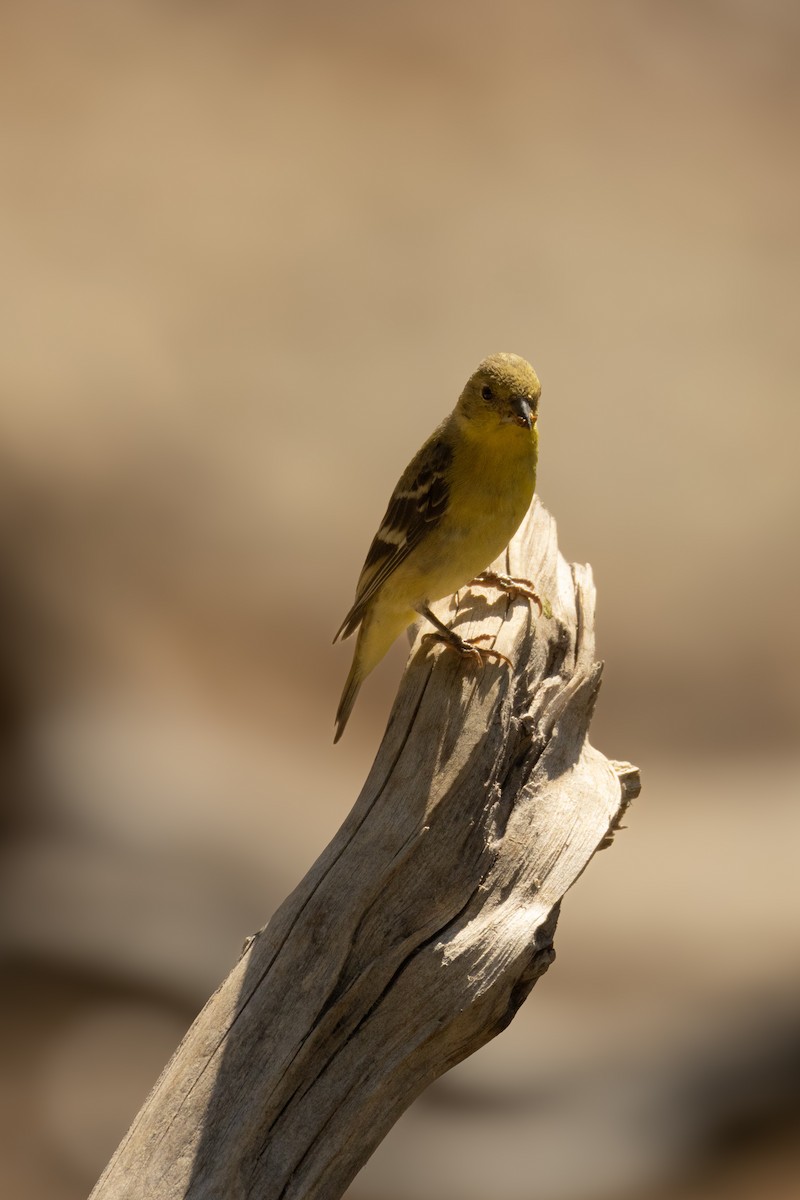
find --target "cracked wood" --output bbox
[90,496,640,1200]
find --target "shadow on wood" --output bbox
[90,497,640,1200]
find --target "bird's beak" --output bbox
[510,395,535,430]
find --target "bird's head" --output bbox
[457,352,541,435]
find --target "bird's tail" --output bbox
[334,662,363,743]
[333,605,412,743]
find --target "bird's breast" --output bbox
[408,435,536,603]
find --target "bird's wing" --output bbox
[334,434,453,641]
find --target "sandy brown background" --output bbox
[1,2,798,1198]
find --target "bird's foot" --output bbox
[468,570,552,618]
[421,629,512,669]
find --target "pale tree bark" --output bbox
[90,497,640,1200]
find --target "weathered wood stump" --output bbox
[90,497,640,1200]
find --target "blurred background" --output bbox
[1,1,798,1198]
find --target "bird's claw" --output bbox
[421,630,512,669]
[469,570,552,618]
[468,634,513,668]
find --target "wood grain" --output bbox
[90,497,640,1200]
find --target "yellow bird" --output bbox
[334,352,542,742]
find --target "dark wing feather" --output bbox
[334,435,453,641]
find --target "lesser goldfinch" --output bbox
[334,352,542,743]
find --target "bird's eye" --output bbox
[481,385,494,401]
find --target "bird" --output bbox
[333,351,542,743]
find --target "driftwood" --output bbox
[90,497,640,1200]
